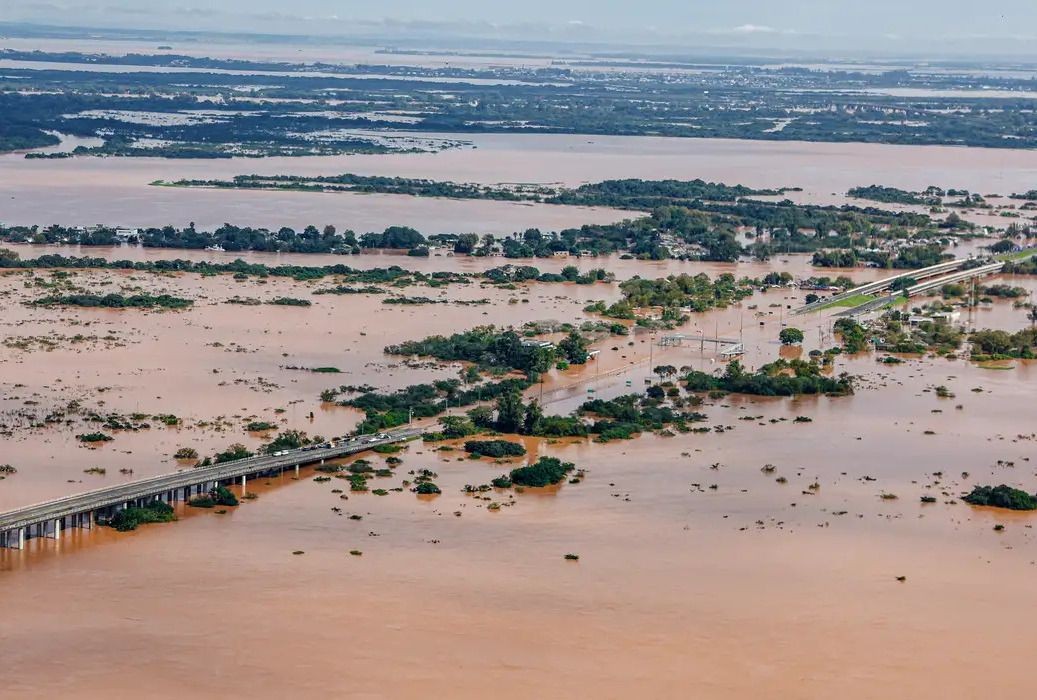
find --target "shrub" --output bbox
[212,486,239,506]
[509,457,576,487]
[77,432,113,443]
[963,485,1037,511]
[246,421,276,432]
[463,440,527,458]
[414,482,442,495]
[779,327,805,345]
[214,443,253,463]
[108,501,176,531]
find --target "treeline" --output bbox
[1,223,366,254]
[143,177,945,262]
[172,174,553,202]
[426,387,708,444]
[32,293,193,309]
[482,264,613,285]
[685,359,854,397]
[812,244,952,269]
[175,175,786,209]
[970,328,1037,360]
[338,378,534,434]
[1,178,946,263]
[848,185,942,206]
[617,273,756,312]
[385,326,590,376]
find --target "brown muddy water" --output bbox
[2,255,1037,698]
[3,133,1037,231]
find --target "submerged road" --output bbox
[0,427,424,549]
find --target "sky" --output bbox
[3,1,1037,56]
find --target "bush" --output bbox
[108,501,176,531]
[245,421,276,432]
[509,457,576,487]
[212,486,239,506]
[463,440,527,458]
[77,432,113,443]
[213,443,253,463]
[963,485,1037,511]
[188,495,216,508]
[414,482,442,495]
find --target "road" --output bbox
[0,427,424,539]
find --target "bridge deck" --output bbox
[0,428,423,536]
[791,258,970,315]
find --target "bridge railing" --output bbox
[0,429,423,533]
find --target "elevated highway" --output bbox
[792,258,969,315]
[0,427,423,550]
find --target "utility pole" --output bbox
[648,333,654,384]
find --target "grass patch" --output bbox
[819,294,879,309]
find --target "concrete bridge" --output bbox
[791,258,973,315]
[0,427,423,550]
[902,261,1005,297]
[829,261,1012,318]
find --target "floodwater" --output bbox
[3,132,1037,232]
[4,242,870,281]
[3,77,1037,695]
[2,254,1037,698]
[0,142,629,234]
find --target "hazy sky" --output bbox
[4,1,1037,54]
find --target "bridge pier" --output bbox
[0,429,420,556]
[2,528,26,550]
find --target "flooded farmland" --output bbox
[3,133,1037,231]
[1,242,1037,698]
[2,40,1037,695]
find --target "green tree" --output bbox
[779,327,805,345]
[495,391,525,433]
[467,405,495,429]
[454,233,479,254]
[724,360,746,382]
[558,331,589,365]
[522,400,544,435]
[439,415,477,439]
[654,364,678,379]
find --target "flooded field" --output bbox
[2,249,1037,697]
[2,65,1037,695]
[3,133,1037,232]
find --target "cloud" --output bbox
[731,24,779,34]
